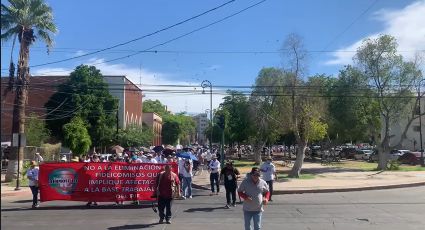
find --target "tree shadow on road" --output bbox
[184,206,227,213]
[108,223,160,229]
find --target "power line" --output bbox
[25,0,236,68]
[319,0,380,53]
[79,0,268,67]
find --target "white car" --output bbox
[353,149,373,160]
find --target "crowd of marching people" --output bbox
[29,145,275,229]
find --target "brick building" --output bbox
[142,112,162,146]
[1,75,143,142]
[1,76,69,142]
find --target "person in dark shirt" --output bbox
[220,160,240,208]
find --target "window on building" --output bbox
[413,126,421,132]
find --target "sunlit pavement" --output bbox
[2,186,425,230]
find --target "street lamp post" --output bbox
[205,109,211,146]
[201,80,213,151]
[418,78,424,167]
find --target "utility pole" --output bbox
[419,78,424,166]
[201,80,213,150]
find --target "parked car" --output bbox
[353,149,373,160]
[390,150,411,159]
[339,147,357,159]
[398,151,422,165]
[367,150,399,162]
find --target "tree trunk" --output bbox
[289,139,307,178]
[5,37,30,182]
[253,142,263,165]
[377,117,390,170]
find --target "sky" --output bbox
[1,0,424,115]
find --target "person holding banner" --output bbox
[27,161,40,209]
[156,164,180,224]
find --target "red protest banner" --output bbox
[39,162,178,202]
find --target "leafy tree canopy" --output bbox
[63,117,91,156]
[45,65,118,147]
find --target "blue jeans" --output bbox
[244,210,262,230]
[210,173,219,193]
[182,176,192,197]
[29,186,39,206]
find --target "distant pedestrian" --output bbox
[156,165,181,224]
[260,156,277,201]
[181,159,193,199]
[220,160,240,208]
[27,161,40,209]
[208,154,221,195]
[34,152,44,164]
[144,154,158,163]
[238,167,270,230]
[87,155,99,207]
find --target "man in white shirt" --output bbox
[27,161,39,208]
[260,156,277,201]
[205,150,212,166]
[34,152,44,164]
[144,154,158,163]
[156,153,168,164]
[181,159,193,199]
[208,155,221,195]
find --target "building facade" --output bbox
[194,113,209,146]
[1,76,69,142]
[142,112,162,146]
[1,75,143,142]
[103,76,143,129]
[383,97,425,151]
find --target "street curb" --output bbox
[192,182,425,194]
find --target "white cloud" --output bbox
[325,0,425,65]
[74,50,87,57]
[34,58,224,114]
[33,67,72,76]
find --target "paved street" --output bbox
[2,186,425,230]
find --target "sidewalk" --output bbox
[2,167,425,199]
[1,174,32,198]
[191,166,425,194]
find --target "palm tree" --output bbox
[1,0,57,182]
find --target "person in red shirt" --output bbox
[156,164,181,224]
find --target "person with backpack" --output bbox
[220,160,240,208]
[156,164,181,224]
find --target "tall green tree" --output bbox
[328,66,380,144]
[279,34,328,177]
[63,117,91,156]
[250,67,285,164]
[2,0,57,181]
[45,65,118,148]
[143,99,170,117]
[355,35,421,170]
[162,118,180,145]
[117,124,154,148]
[220,90,254,145]
[25,113,50,146]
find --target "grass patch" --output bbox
[333,161,378,171]
[277,173,315,180]
[333,160,425,172]
[232,160,259,168]
[395,165,425,171]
